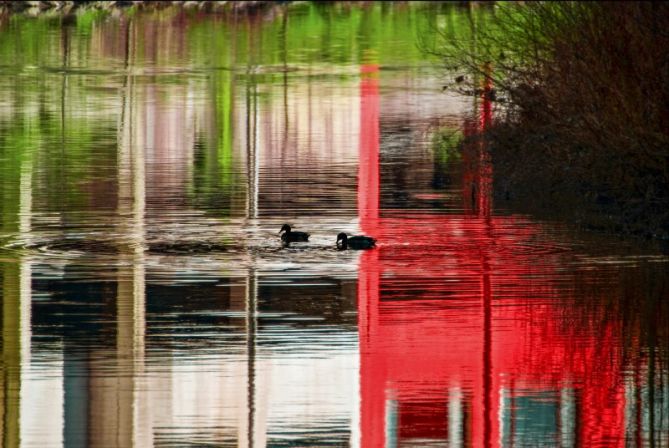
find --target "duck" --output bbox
[280,224,310,243]
[336,232,376,250]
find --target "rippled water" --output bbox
[0,3,667,447]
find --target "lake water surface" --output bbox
[0,3,667,447]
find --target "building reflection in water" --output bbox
[1,9,668,448]
[356,63,668,448]
[2,138,37,447]
[3,19,367,446]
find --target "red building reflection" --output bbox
[357,65,630,447]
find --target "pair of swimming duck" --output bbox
[280,224,376,250]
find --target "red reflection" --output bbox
[478,63,493,219]
[357,64,628,447]
[358,216,629,447]
[359,63,380,236]
[463,63,494,218]
[358,62,382,448]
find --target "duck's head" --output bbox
[279,224,291,234]
[336,232,348,249]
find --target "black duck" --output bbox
[280,224,310,243]
[336,232,376,250]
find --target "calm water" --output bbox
[0,3,667,447]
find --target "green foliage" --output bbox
[0,16,60,67]
[187,1,459,67]
[75,9,110,37]
[431,127,463,166]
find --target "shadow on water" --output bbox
[0,2,667,447]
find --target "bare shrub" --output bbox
[435,2,669,237]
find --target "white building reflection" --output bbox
[4,48,368,448]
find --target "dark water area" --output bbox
[0,3,667,447]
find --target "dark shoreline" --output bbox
[440,3,669,245]
[0,1,279,15]
[481,128,669,245]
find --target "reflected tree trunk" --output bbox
[88,16,151,446]
[1,144,33,448]
[244,16,261,447]
[245,64,259,220]
[281,6,289,140]
[59,21,70,225]
[245,268,257,448]
[2,264,22,448]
